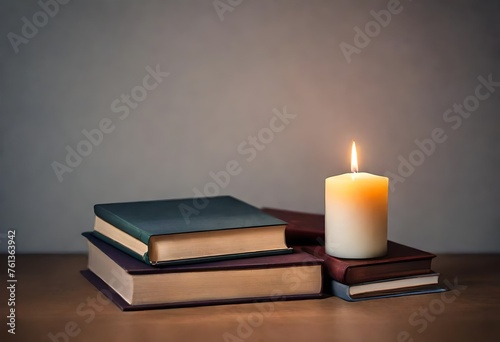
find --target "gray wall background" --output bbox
[1,0,499,253]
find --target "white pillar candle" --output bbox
[325,142,389,259]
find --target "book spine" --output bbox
[91,231,150,264]
[331,281,354,302]
[324,259,349,283]
[94,205,151,245]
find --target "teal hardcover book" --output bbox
[92,196,292,265]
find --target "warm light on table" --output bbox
[325,142,389,259]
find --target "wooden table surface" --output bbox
[1,254,499,342]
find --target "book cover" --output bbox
[332,277,446,302]
[95,196,286,244]
[302,243,435,285]
[81,232,325,310]
[262,208,325,246]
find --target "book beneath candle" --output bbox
[93,196,291,265]
[262,208,447,301]
[81,232,324,310]
[301,243,436,285]
[262,209,436,285]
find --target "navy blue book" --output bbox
[92,196,291,265]
[81,232,324,310]
[332,273,446,302]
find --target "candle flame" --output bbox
[351,141,358,173]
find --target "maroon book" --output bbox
[261,208,435,285]
[261,208,325,246]
[302,243,435,285]
[81,232,325,310]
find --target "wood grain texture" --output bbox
[1,254,499,342]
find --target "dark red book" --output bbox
[261,208,325,246]
[81,232,324,310]
[302,243,435,285]
[261,208,435,285]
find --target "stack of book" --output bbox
[262,208,446,301]
[81,196,324,310]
